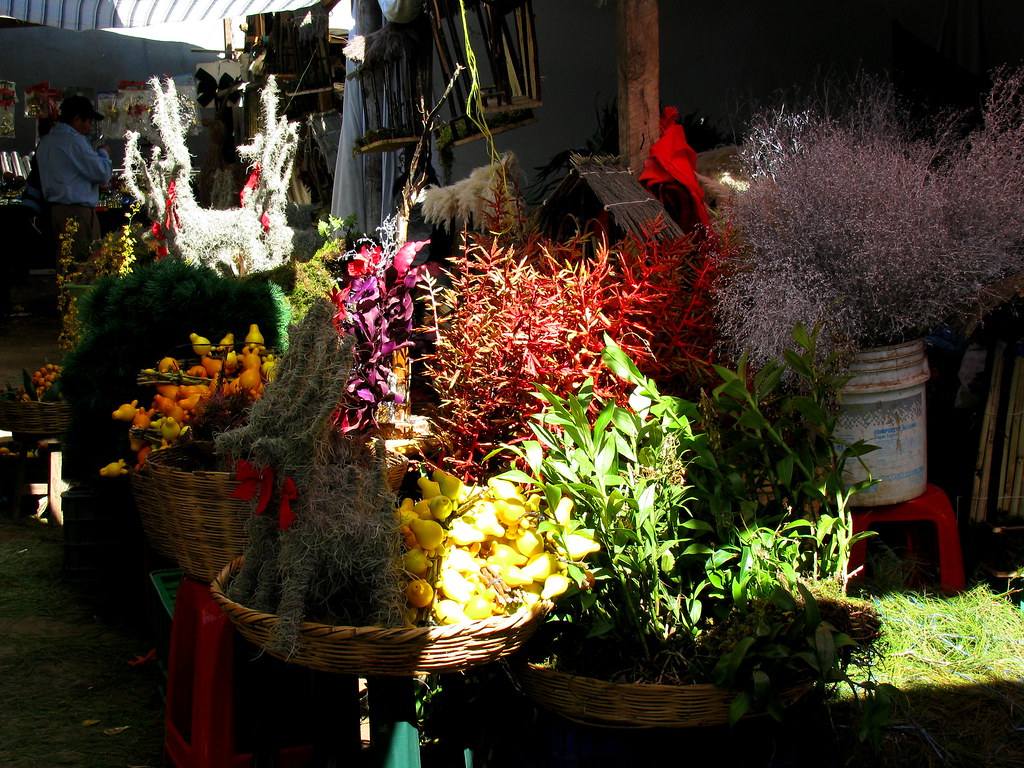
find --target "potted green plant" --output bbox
[498,325,887,730]
[716,70,1024,504]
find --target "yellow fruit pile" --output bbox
[398,470,601,626]
[107,324,274,472]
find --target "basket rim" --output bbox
[212,555,554,675]
[508,659,733,695]
[211,556,552,645]
[0,398,73,433]
[505,659,813,729]
[0,399,71,408]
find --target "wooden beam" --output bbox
[355,0,384,225]
[616,0,659,176]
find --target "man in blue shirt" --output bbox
[37,95,113,260]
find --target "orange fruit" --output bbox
[238,367,262,393]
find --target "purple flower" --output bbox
[333,233,428,433]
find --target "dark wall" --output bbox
[3,2,1023,202]
[447,0,1024,188]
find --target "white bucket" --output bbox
[835,339,930,506]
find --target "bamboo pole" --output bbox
[1011,378,1024,516]
[972,354,1005,522]
[998,356,1021,511]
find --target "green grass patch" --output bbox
[833,586,1024,767]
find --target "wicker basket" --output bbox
[506,661,812,729]
[135,446,251,583]
[211,556,553,676]
[131,440,412,582]
[384,449,409,490]
[0,400,73,435]
[128,468,178,563]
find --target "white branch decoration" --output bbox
[122,76,301,276]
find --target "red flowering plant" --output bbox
[329,216,427,433]
[422,216,728,481]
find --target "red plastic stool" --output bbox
[163,576,319,767]
[849,484,965,595]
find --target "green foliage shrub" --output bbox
[60,259,289,480]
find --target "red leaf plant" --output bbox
[422,217,724,481]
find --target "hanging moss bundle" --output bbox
[215,299,404,656]
[59,258,290,481]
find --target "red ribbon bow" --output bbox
[240,165,271,233]
[240,164,260,205]
[150,181,178,258]
[231,460,298,530]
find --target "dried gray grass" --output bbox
[215,300,405,656]
[718,70,1024,367]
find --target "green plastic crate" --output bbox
[148,568,183,688]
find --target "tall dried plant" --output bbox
[216,300,404,655]
[717,70,1024,367]
[423,218,722,481]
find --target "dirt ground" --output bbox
[0,515,165,768]
[0,275,166,768]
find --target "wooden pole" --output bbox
[616,0,659,176]
[356,0,383,225]
[1011,376,1024,516]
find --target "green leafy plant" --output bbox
[690,320,879,584]
[499,323,886,724]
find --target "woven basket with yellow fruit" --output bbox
[210,468,602,676]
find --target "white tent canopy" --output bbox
[0,0,324,31]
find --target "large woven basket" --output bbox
[384,449,410,490]
[128,467,178,563]
[0,400,73,434]
[211,556,553,676]
[132,441,411,582]
[506,662,811,729]
[134,445,251,583]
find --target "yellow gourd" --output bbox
[111,400,139,422]
[245,323,265,346]
[189,333,211,356]
[405,579,434,608]
[215,333,234,354]
[99,459,128,477]
[410,518,445,550]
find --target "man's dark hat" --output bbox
[59,95,104,122]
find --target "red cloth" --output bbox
[637,106,711,236]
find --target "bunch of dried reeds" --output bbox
[717,70,1024,368]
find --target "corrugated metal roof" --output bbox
[0,0,326,31]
